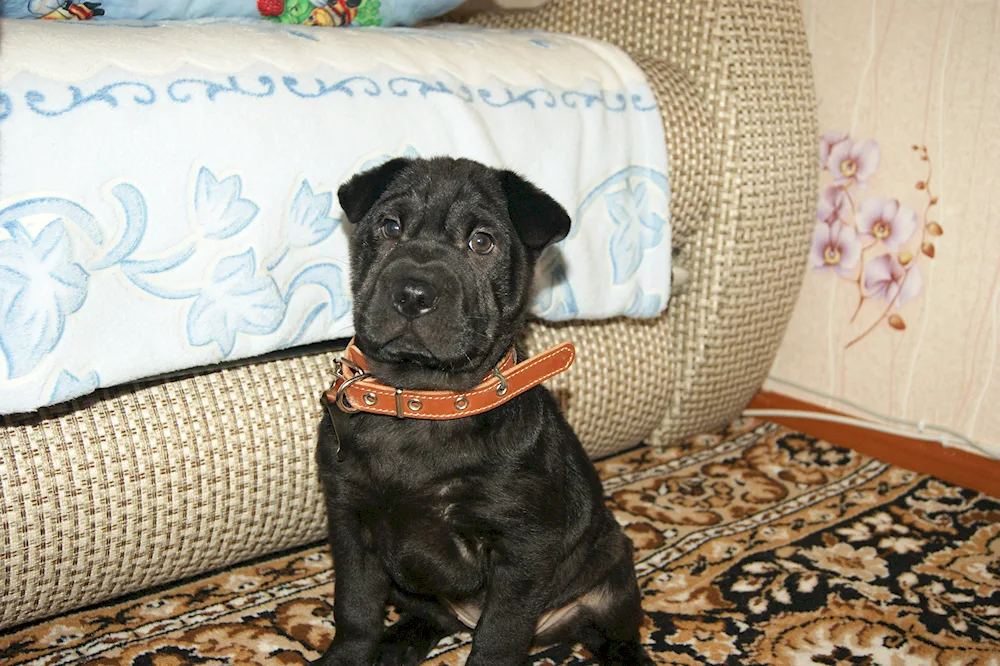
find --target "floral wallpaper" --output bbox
[813,137,938,349]
[769,0,1000,458]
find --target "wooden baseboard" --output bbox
[748,391,1000,499]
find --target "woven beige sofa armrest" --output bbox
[463,0,818,446]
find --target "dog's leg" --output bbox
[463,550,556,666]
[595,639,654,666]
[375,587,467,666]
[582,552,653,666]
[375,613,447,666]
[388,586,469,633]
[312,516,391,665]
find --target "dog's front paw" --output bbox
[374,614,446,666]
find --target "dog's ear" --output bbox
[501,170,571,252]
[338,158,412,223]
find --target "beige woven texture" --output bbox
[0,0,816,630]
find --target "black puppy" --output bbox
[314,157,651,666]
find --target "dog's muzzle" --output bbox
[391,278,438,319]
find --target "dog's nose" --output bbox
[392,278,438,319]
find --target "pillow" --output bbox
[0,0,465,27]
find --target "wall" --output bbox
[768,0,1000,457]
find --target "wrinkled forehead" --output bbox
[376,163,509,231]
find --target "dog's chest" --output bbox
[353,473,476,534]
[344,453,490,595]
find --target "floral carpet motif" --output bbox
[3,419,999,665]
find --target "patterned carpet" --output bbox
[4,418,999,665]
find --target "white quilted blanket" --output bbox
[0,19,670,413]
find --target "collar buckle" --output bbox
[332,358,366,413]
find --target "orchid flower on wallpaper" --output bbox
[856,197,918,251]
[863,254,923,308]
[810,222,860,278]
[817,186,850,225]
[812,134,943,349]
[824,134,880,188]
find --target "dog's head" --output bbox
[338,157,570,391]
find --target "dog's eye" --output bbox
[469,231,495,255]
[381,217,402,239]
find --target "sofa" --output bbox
[0,0,816,630]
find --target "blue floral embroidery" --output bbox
[287,181,340,249]
[283,303,330,349]
[0,91,11,121]
[630,92,658,112]
[90,179,199,298]
[282,75,381,99]
[24,81,156,117]
[388,78,456,98]
[574,167,670,284]
[606,181,667,284]
[168,75,276,103]
[285,263,351,322]
[194,167,259,240]
[90,183,147,270]
[0,221,89,378]
[0,197,104,246]
[186,249,286,357]
[479,87,557,109]
[623,288,661,318]
[3,144,671,408]
[268,180,341,271]
[562,90,628,112]
[48,369,100,405]
[9,74,658,118]
[279,264,352,349]
[120,245,200,300]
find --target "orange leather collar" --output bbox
[325,339,575,420]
